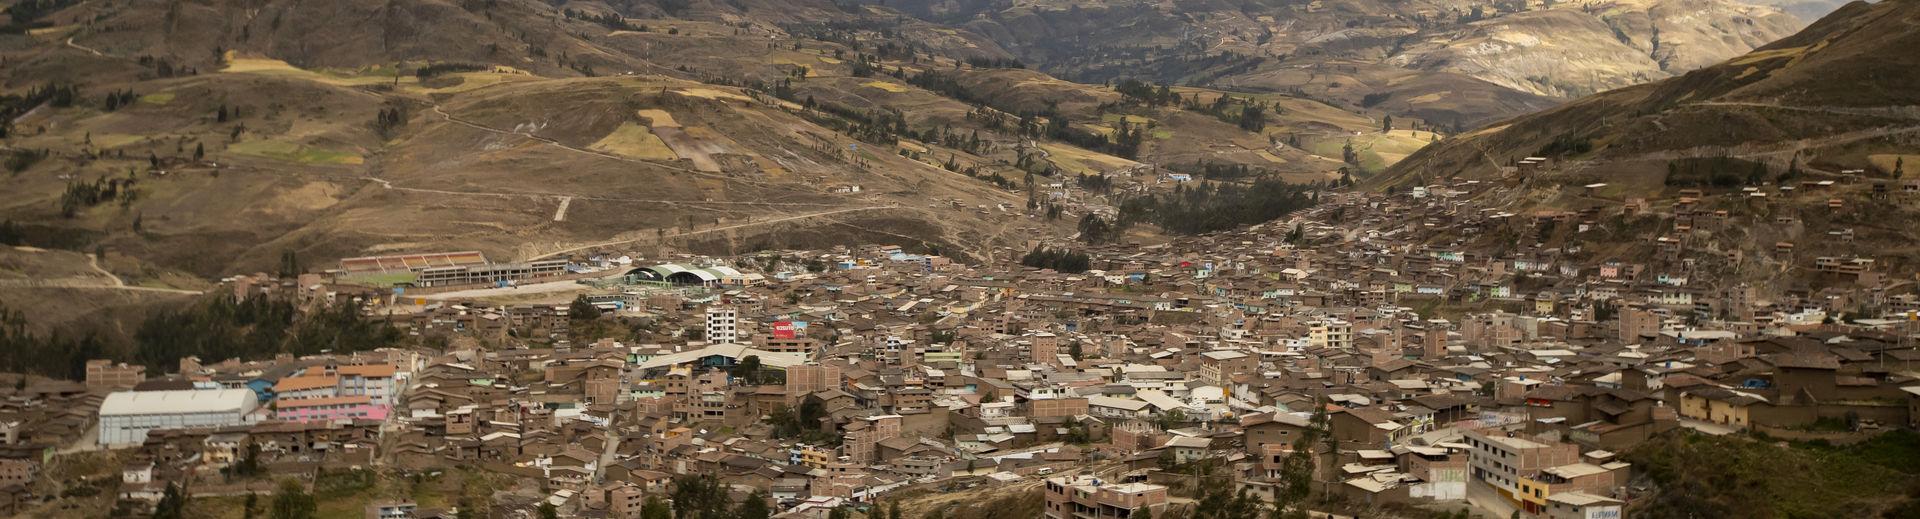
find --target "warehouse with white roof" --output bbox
[98,388,260,447]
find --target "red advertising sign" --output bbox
[772,321,797,339]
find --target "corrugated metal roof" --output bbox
[101,389,257,416]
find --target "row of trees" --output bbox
[0,303,111,380]
[660,474,772,519]
[1118,179,1318,235]
[1020,246,1092,273]
[1664,156,1775,188]
[101,88,139,112]
[59,173,138,217]
[130,294,401,376]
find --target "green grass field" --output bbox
[590,123,680,160]
[228,139,364,165]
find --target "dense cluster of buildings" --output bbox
[0,177,1914,518]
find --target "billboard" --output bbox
[771,321,798,339]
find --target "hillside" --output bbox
[1625,431,1920,518]
[0,0,1415,278]
[1378,0,1920,188]
[886,0,1805,125]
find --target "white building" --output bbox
[706,306,738,344]
[98,389,260,447]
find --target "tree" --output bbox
[278,250,301,278]
[243,493,259,519]
[1078,213,1117,244]
[669,474,729,519]
[640,496,671,519]
[1274,400,1330,516]
[569,295,602,321]
[730,355,764,385]
[827,507,851,519]
[887,501,904,519]
[1155,408,1188,430]
[457,496,483,519]
[152,482,188,519]
[538,501,559,519]
[1067,341,1084,360]
[735,491,772,519]
[269,479,316,519]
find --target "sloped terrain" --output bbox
[1,0,1418,277]
[890,0,1805,125]
[1377,0,1920,187]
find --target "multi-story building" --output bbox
[1463,429,1580,512]
[706,306,738,344]
[336,364,399,405]
[1043,475,1168,519]
[786,365,842,403]
[844,415,901,464]
[275,396,388,422]
[1309,319,1353,350]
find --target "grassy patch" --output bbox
[408,72,530,94]
[675,87,750,101]
[635,109,680,128]
[1100,113,1154,125]
[90,134,145,148]
[340,270,419,288]
[228,140,364,165]
[862,81,911,93]
[223,57,415,87]
[138,92,176,105]
[590,123,679,160]
[1039,143,1138,175]
[1867,154,1919,177]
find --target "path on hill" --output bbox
[1685,101,1920,120]
[0,254,204,295]
[1619,102,1920,162]
[1630,123,1920,163]
[525,205,902,260]
[64,37,103,57]
[364,176,844,211]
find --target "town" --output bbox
[1,171,1915,519]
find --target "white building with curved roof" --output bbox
[98,388,261,447]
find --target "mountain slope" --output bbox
[1377,0,1920,188]
[1,0,1409,277]
[885,0,1803,125]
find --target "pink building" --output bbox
[275,396,389,422]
